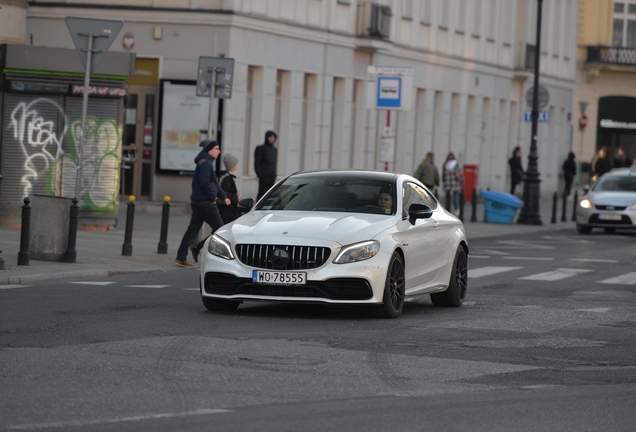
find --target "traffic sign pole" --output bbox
[75,31,93,201]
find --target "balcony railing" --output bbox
[356,2,391,39]
[587,46,636,66]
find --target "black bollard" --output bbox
[459,189,465,222]
[551,192,557,224]
[471,188,477,222]
[18,197,31,266]
[65,198,79,263]
[122,196,136,256]
[561,192,567,222]
[157,196,171,254]
[445,190,451,212]
[571,190,578,222]
[0,249,5,270]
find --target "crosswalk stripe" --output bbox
[597,273,636,285]
[503,257,554,261]
[0,285,31,290]
[468,266,521,278]
[570,258,618,264]
[519,268,592,281]
[469,255,490,259]
[69,281,116,286]
[125,285,169,288]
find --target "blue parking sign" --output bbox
[524,110,549,123]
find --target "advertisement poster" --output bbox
[158,81,209,172]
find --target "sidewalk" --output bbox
[0,196,576,285]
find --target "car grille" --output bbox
[235,244,331,270]
[595,205,627,211]
[204,273,373,300]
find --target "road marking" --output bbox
[497,241,554,250]
[597,273,636,285]
[469,255,490,259]
[480,249,510,255]
[184,288,200,291]
[7,408,231,431]
[125,285,169,288]
[575,308,611,313]
[519,268,592,281]
[0,285,32,290]
[69,281,116,286]
[503,257,554,261]
[468,266,521,278]
[569,258,618,263]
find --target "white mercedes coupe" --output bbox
[199,170,468,318]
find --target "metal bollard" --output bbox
[551,192,557,224]
[121,195,136,256]
[18,197,31,266]
[445,190,451,211]
[0,249,5,271]
[571,190,578,222]
[459,189,465,222]
[561,192,567,222]
[65,198,79,263]
[157,195,171,254]
[471,188,477,222]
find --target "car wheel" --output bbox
[577,224,592,234]
[431,246,468,307]
[377,253,405,318]
[604,228,616,234]
[202,296,240,312]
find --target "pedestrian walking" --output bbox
[508,146,524,196]
[442,152,464,216]
[255,130,278,200]
[591,146,611,182]
[562,152,576,197]
[614,146,631,168]
[175,140,230,268]
[413,152,440,192]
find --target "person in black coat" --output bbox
[217,153,241,224]
[562,152,576,197]
[254,130,278,200]
[614,147,632,168]
[592,147,611,181]
[508,146,524,195]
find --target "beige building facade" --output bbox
[574,0,636,177]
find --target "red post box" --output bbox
[463,164,479,202]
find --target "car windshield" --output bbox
[592,175,636,192]
[257,174,396,215]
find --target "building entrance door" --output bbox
[120,58,160,200]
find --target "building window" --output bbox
[563,0,572,58]
[456,0,466,33]
[420,0,432,25]
[438,0,449,29]
[244,66,255,171]
[612,1,636,47]
[486,0,497,41]
[472,0,482,36]
[402,0,413,19]
[274,70,283,136]
[501,0,511,45]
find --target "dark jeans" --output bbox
[510,182,521,195]
[257,176,276,200]
[564,178,573,197]
[176,203,224,261]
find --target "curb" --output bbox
[1,267,175,286]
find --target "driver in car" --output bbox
[377,190,393,212]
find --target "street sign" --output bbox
[65,17,123,72]
[525,85,550,110]
[377,76,401,108]
[579,114,588,131]
[579,101,588,115]
[365,66,413,110]
[196,57,234,99]
[524,110,550,123]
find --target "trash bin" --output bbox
[29,194,72,261]
[479,190,524,224]
[463,164,479,202]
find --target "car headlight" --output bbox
[579,199,592,209]
[207,235,234,260]
[333,240,380,264]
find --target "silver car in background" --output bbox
[576,166,636,234]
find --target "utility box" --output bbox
[479,190,524,224]
[29,195,72,261]
[463,164,479,202]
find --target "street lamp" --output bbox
[518,0,544,225]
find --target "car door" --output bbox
[395,182,446,291]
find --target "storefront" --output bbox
[596,96,636,164]
[0,44,135,226]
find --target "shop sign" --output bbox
[5,80,70,95]
[71,85,127,98]
[600,119,636,130]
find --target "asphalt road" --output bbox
[1,229,635,431]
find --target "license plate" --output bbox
[599,213,622,221]
[252,270,307,285]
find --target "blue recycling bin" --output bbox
[479,190,524,224]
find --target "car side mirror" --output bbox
[238,198,254,214]
[408,203,433,225]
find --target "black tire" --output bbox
[604,228,616,234]
[431,246,467,307]
[376,253,405,318]
[202,296,240,312]
[577,224,592,234]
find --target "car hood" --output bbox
[589,191,636,207]
[218,211,396,246]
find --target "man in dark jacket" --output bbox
[562,152,576,197]
[254,130,278,200]
[175,140,230,268]
[508,146,524,195]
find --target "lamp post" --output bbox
[518,0,544,225]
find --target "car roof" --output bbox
[608,166,636,177]
[289,169,399,183]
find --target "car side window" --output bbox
[402,183,437,218]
